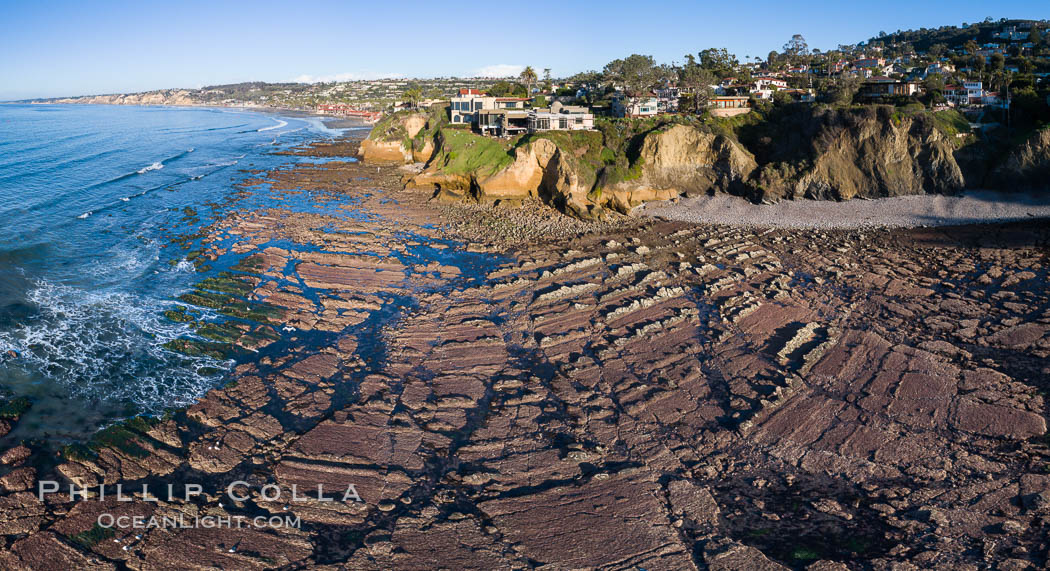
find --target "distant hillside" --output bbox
[867,18,1047,51]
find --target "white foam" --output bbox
[0,280,230,409]
[137,162,164,174]
[77,211,91,219]
[257,118,288,132]
[120,197,130,202]
[172,259,196,273]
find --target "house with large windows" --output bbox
[527,102,595,132]
[476,108,529,137]
[448,88,529,126]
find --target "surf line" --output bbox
[258,118,288,132]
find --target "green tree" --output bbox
[698,48,739,77]
[990,53,1005,74]
[532,94,547,108]
[818,76,859,106]
[488,81,512,97]
[677,54,716,113]
[519,66,538,95]
[1030,27,1042,47]
[402,84,423,108]
[772,89,794,106]
[923,74,946,106]
[783,34,810,64]
[603,54,659,99]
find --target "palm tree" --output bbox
[520,66,538,95]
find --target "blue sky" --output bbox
[1,0,1046,100]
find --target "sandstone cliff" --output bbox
[47,89,198,106]
[600,125,758,213]
[406,124,758,218]
[989,127,1050,191]
[393,105,1004,219]
[748,106,965,202]
[359,110,437,164]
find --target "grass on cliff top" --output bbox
[368,110,412,142]
[931,109,970,136]
[434,129,515,176]
[931,109,974,148]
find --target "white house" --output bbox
[963,81,984,104]
[528,102,595,132]
[612,94,659,118]
[752,77,788,90]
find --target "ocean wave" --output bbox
[137,161,164,174]
[77,211,91,219]
[0,281,229,410]
[257,118,288,132]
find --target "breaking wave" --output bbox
[0,281,230,410]
[257,118,288,132]
[137,161,164,174]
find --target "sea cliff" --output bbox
[364,105,1047,218]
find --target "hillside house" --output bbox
[655,87,681,113]
[476,108,529,137]
[858,78,921,99]
[944,85,969,106]
[528,102,595,132]
[853,58,886,69]
[611,94,659,118]
[752,77,788,90]
[449,88,529,126]
[708,95,750,117]
[963,81,984,104]
[780,88,816,103]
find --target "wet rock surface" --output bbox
[0,136,1048,569]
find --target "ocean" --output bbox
[0,104,351,441]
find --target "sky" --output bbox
[1,0,1047,100]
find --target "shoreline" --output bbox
[637,188,1050,229]
[0,131,1047,568]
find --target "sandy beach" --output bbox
[637,190,1050,229]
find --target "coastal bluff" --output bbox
[363,106,1049,219]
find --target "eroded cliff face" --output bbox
[751,107,965,203]
[407,124,757,218]
[398,107,983,219]
[359,111,433,164]
[990,127,1050,190]
[48,90,198,106]
[601,125,758,213]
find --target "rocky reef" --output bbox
[1,139,1048,568]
